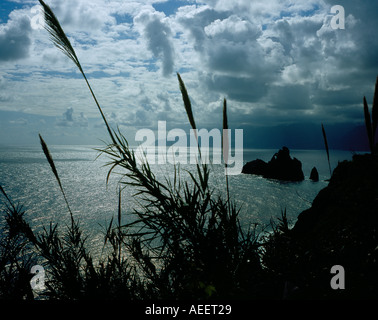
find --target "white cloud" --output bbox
[0,9,32,61]
[9,118,29,125]
[204,15,261,40]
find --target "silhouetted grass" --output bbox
[1,0,377,301]
[321,123,332,177]
[363,76,378,153]
[0,187,37,299]
[39,134,74,226]
[0,0,265,300]
[222,98,231,214]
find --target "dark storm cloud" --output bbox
[268,85,312,110]
[203,73,268,102]
[175,0,378,129]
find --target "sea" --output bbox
[0,145,359,254]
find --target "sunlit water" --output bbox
[0,145,357,253]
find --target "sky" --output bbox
[0,0,377,150]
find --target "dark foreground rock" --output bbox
[242,147,304,181]
[293,154,378,236]
[263,153,378,299]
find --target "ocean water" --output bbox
[0,145,357,252]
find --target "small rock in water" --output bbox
[309,167,319,181]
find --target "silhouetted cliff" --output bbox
[264,153,378,299]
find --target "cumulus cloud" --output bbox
[56,107,88,127]
[134,10,175,76]
[174,0,378,129]
[45,0,115,33]
[0,10,32,61]
[204,15,261,41]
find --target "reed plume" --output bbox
[177,72,202,160]
[363,96,374,153]
[321,123,332,177]
[39,134,74,225]
[361,76,378,154]
[222,98,229,166]
[372,76,378,141]
[222,98,230,212]
[177,73,196,132]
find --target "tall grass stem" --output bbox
[321,123,332,177]
[39,134,74,225]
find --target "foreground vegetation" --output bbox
[1,0,378,300]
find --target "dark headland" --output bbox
[266,152,378,299]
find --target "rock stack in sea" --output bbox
[241,147,304,182]
[309,167,319,181]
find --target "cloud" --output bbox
[174,0,378,130]
[134,9,175,76]
[0,10,32,61]
[1,0,378,149]
[56,107,88,127]
[9,118,28,125]
[64,107,74,122]
[268,84,312,110]
[46,0,115,33]
[0,75,12,102]
[204,15,261,41]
